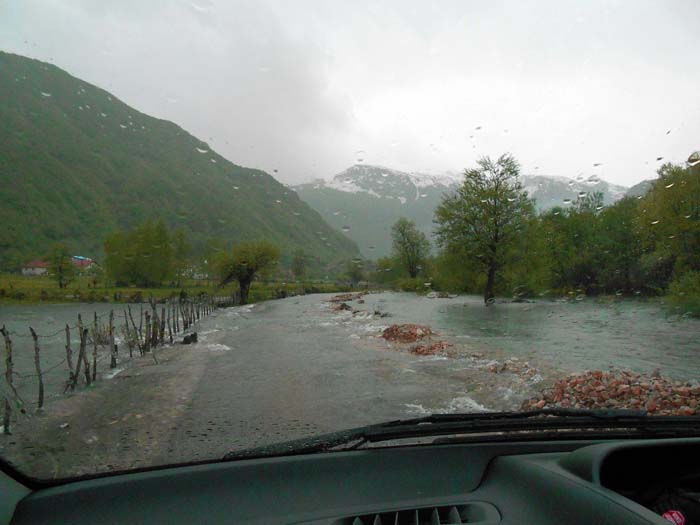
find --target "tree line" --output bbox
[371,153,700,313]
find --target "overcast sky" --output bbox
[2,0,699,186]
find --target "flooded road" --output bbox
[2,292,700,477]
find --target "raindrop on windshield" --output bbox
[119,124,127,129]
[593,163,602,167]
[275,199,282,204]
[341,225,351,232]
[563,198,572,204]
[332,211,340,216]
[595,205,604,211]
[666,130,671,135]
[233,186,239,190]
[369,245,375,250]
[40,92,51,97]
[475,126,482,130]
[210,159,216,163]
[656,156,664,161]
[687,152,700,166]
[651,220,660,225]
[195,147,208,153]
[419,193,428,198]
[293,212,301,216]
[507,197,516,202]
[578,191,587,198]
[665,183,675,189]
[273,169,278,173]
[100,112,107,118]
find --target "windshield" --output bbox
[1,0,700,481]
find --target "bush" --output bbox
[667,271,700,317]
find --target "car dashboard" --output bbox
[4,437,697,524]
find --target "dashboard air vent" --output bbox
[342,502,500,525]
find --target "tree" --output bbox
[345,259,365,286]
[47,242,75,289]
[391,217,430,278]
[217,241,280,304]
[434,154,534,304]
[291,249,306,280]
[172,229,191,286]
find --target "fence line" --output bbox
[1,292,239,434]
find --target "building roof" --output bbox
[23,259,49,269]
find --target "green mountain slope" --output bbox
[0,51,358,271]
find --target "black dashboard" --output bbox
[4,437,697,524]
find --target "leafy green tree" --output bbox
[173,229,191,286]
[344,259,365,286]
[217,241,280,304]
[103,219,177,286]
[434,154,534,303]
[291,249,306,280]
[391,217,430,278]
[47,242,75,289]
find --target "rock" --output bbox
[381,324,433,343]
[182,332,198,344]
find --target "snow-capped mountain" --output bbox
[294,164,629,258]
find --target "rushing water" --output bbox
[358,293,700,380]
[2,294,700,414]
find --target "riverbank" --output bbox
[0,273,351,304]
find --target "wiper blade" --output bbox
[363,409,700,442]
[222,410,700,461]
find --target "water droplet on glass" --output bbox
[568,180,575,187]
[684,214,692,219]
[119,124,127,129]
[344,178,351,183]
[369,245,375,250]
[293,212,301,216]
[196,147,208,153]
[40,92,52,97]
[357,158,364,163]
[637,195,643,200]
[275,199,282,204]
[666,130,671,135]
[381,172,389,177]
[651,220,660,225]
[656,156,664,161]
[424,282,432,287]
[420,193,428,198]
[595,205,604,211]
[593,163,602,167]
[686,151,700,166]
[333,211,340,216]
[507,197,516,202]
[233,186,239,190]
[563,198,572,204]
[475,126,482,130]
[341,225,351,232]
[273,169,278,173]
[352,257,363,264]
[210,158,217,163]
[100,112,107,118]
[553,211,560,216]
[665,183,675,189]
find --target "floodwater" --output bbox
[2,292,700,474]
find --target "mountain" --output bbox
[0,51,358,271]
[520,174,628,210]
[626,179,655,198]
[294,165,455,257]
[294,165,629,258]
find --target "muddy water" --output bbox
[3,293,700,477]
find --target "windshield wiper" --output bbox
[222,409,700,461]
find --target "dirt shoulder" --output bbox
[0,343,209,480]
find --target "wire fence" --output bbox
[1,293,239,434]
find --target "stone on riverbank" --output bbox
[382,324,433,343]
[521,369,700,415]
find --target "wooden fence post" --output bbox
[109,310,117,369]
[1,326,13,434]
[127,306,143,356]
[29,328,44,409]
[70,328,89,391]
[92,312,98,381]
[65,324,74,386]
[124,310,133,358]
[77,314,90,386]
[144,312,151,354]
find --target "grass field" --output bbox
[0,273,352,304]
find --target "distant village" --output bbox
[20,256,96,276]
